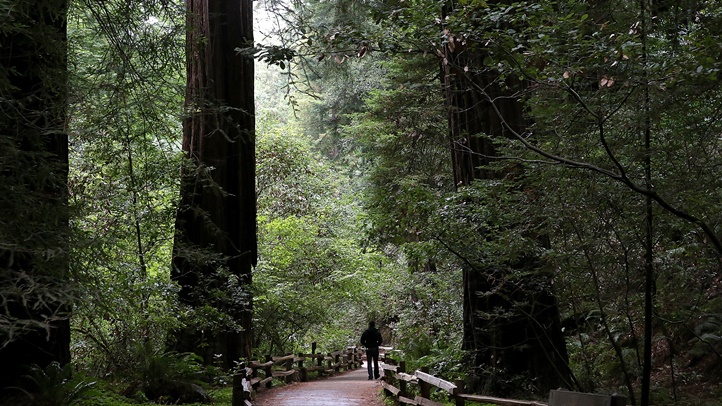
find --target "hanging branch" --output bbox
[459,72,722,259]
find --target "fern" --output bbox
[9,362,97,406]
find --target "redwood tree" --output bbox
[172,0,256,367]
[442,3,572,394]
[0,0,71,390]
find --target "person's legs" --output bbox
[372,349,380,379]
[366,350,373,379]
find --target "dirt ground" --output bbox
[250,362,385,406]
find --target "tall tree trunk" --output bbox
[172,0,256,367]
[442,6,572,395]
[640,0,654,403]
[0,0,71,391]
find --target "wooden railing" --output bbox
[380,356,627,406]
[230,344,628,406]
[231,342,365,406]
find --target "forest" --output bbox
[2,0,722,405]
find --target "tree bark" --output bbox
[0,0,71,391]
[172,0,256,367]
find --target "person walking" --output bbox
[360,321,383,380]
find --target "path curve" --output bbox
[251,362,385,406]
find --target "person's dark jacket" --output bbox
[361,327,383,349]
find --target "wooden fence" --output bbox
[231,342,365,406]
[231,343,628,406]
[380,357,628,406]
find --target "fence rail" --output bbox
[231,343,628,406]
[380,356,627,406]
[380,360,547,406]
[231,342,365,406]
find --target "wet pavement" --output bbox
[251,362,384,405]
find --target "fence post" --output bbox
[285,356,295,383]
[298,352,308,382]
[334,352,341,373]
[231,363,248,406]
[347,348,355,369]
[382,362,395,398]
[611,393,628,406]
[398,361,407,398]
[250,362,258,381]
[419,366,431,401]
[454,379,465,406]
[345,348,352,369]
[264,355,273,389]
[313,343,324,377]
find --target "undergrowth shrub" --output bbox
[6,362,97,406]
[120,351,210,404]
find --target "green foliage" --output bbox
[370,243,463,377]
[402,0,722,400]
[257,124,331,217]
[252,44,297,70]
[254,119,393,354]
[119,351,210,404]
[7,362,97,406]
[78,381,233,406]
[335,50,465,380]
[173,264,253,345]
[66,0,186,381]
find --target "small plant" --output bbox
[123,350,211,404]
[9,362,97,406]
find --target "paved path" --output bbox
[251,362,385,406]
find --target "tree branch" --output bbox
[459,71,722,258]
